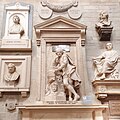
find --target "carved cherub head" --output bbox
[50,81,58,92]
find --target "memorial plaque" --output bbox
[109,100,120,116]
[68,7,82,20]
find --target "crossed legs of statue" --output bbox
[63,78,80,101]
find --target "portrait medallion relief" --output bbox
[39,0,81,20]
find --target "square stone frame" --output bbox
[0,55,31,97]
[34,16,89,101]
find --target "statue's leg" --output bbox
[63,78,80,101]
[99,61,109,79]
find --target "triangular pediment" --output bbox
[34,16,87,30]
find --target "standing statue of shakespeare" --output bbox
[53,47,81,101]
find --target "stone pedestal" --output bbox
[18,104,108,120]
[96,26,113,41]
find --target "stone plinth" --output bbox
[96,26,113,41]
[18,104,108,120]
[92,80,120,100]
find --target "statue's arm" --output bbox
[55,56,67,71]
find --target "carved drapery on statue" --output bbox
[92,43,120,101]
[92,43,119,80]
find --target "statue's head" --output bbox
[106,42,113,50]
[99,11,109,22]
[55,47,64,57]
[13,15,20,24]
[7,63,16,74]
[50,81,58,92]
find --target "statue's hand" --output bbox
[67,73,71,78]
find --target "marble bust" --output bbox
[9,15,24,38]
[95,11,111,28]
[4,63,20,85]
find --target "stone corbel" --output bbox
[36,39,41,46]
[34,29,41,46]
[81,29,86,46]
[21,91,28,98]
[96,26,113,41]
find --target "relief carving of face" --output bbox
[106,43,113,50]
[13,15,20,24]
[8,63,16,74]
[50,82,58,92]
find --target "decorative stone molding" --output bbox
[95,11,113,41]
[18,104,108,120]
[34,16,87,46]
[92,80,120,100]
[41,0,78,12]
[6,98,17,111]
[0,2,32,51]
[0,55,31,97]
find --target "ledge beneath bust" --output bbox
[96,26,113,41]
[0,39,32,52]
[92,80,120,100]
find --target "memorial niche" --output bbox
[34,16,87,103]
[0,2,32,51]
[45,46,81,101]
[4,63,20,86]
